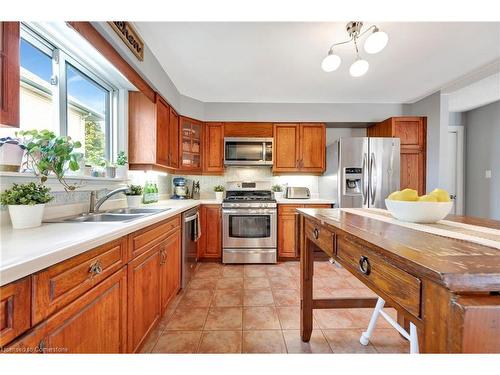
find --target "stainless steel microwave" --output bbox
[224,137,273,166]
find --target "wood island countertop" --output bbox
[297,208,500,293]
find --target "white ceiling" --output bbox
[134,22,500,104]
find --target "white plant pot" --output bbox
[115,165,128,179]
[0,142,25,172]
[215,192,224,201]
[8,204,45,229]
[127,195,142,208]
[273,191,284,200]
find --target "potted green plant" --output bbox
[0,137,26,172]
[214,185,225,201]
[125,184,143,207]
[271,184,284,199]
[17,129,82,191]
[0,182,53,229]
[115,151,128,179]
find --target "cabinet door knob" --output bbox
[313,228,320,240]
[358,256,371,275]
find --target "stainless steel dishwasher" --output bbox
[182,207,201,288]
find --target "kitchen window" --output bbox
[11,24,118,165]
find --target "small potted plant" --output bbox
[0,137,26,172]
[272,184,284,199]
[126,185,143,207]
[214,185,225,201]
[115,151,128,179]
[17,129,81,191]
[0,182,53,229]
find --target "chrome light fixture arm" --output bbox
[327,36,354,54]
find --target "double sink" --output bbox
[45,208,171,223]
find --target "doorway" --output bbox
[446,126,465,215]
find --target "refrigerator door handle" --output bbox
[370,152,377,205]
[362,153,368,205]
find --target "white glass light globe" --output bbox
[349,59,369,77]
[321,53,341,72]
[364,30,389,54]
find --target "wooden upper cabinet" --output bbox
[203,122,224,174]
[155,97,170,166]
[179,116,203,173]
[273,123,326,173]
[299,123,326,172]
[198,205,222,260]
[0,277,31,347]
[223,122,273,137]
[392,117,425,149]
[273,123,300,172]
[128,92,179,172]
[368,116,427,195]
[0,22,20,128]
[169,108,180,169]
[128,91,157,166]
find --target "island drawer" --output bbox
[129,215,181,259]
[304,218,335,257]
[0,277,31,347]
[337,235,421,317]
[32,237,127,325]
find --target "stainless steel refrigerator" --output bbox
[321,137,400,209]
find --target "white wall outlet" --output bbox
[485,170,492,179]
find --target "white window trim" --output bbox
[20,22,129,164]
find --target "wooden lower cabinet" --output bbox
[127,243,162,353]
[160,230,181,312]
[198,205,222,260]
[278,204,331,259]
[0,277,31,347]
[4,215,182,353]
[8,268,127,353]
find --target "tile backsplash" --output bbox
[173,167,320,198]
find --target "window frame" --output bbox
[20,23,119,163]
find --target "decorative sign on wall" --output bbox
[108,21,144,61]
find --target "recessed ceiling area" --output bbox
[135,22,500,104]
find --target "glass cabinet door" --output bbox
[180,118,202,170]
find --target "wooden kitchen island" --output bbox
[297,208,500,353]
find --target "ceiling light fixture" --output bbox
[321,21,388,77]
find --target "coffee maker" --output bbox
[172,177,188,199]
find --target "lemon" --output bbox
[430,188,451,202]
[418,194,438,202]
[387,191,400,200]
[397,188,419,201]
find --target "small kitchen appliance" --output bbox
[286,187,311,199]
[172,177,189,199]
[222,181,277,264]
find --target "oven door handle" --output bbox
[222,210,276,215]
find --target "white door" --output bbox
[447,127,465,215]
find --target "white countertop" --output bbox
[0,199,221,286]
[275,197,335,205]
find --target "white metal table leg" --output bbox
[410,322,419,354]
[360,297,385,345]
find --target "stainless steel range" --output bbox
[222,181,277,264]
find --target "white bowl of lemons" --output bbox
[385,188,453,223]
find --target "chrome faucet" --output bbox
[89,187,129,213]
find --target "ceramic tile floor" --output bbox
[141,261,410,354]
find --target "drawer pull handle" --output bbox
[358,256,371,275]
[160,247,167,264]
[89,260,103,276]
[313,228,320,239]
